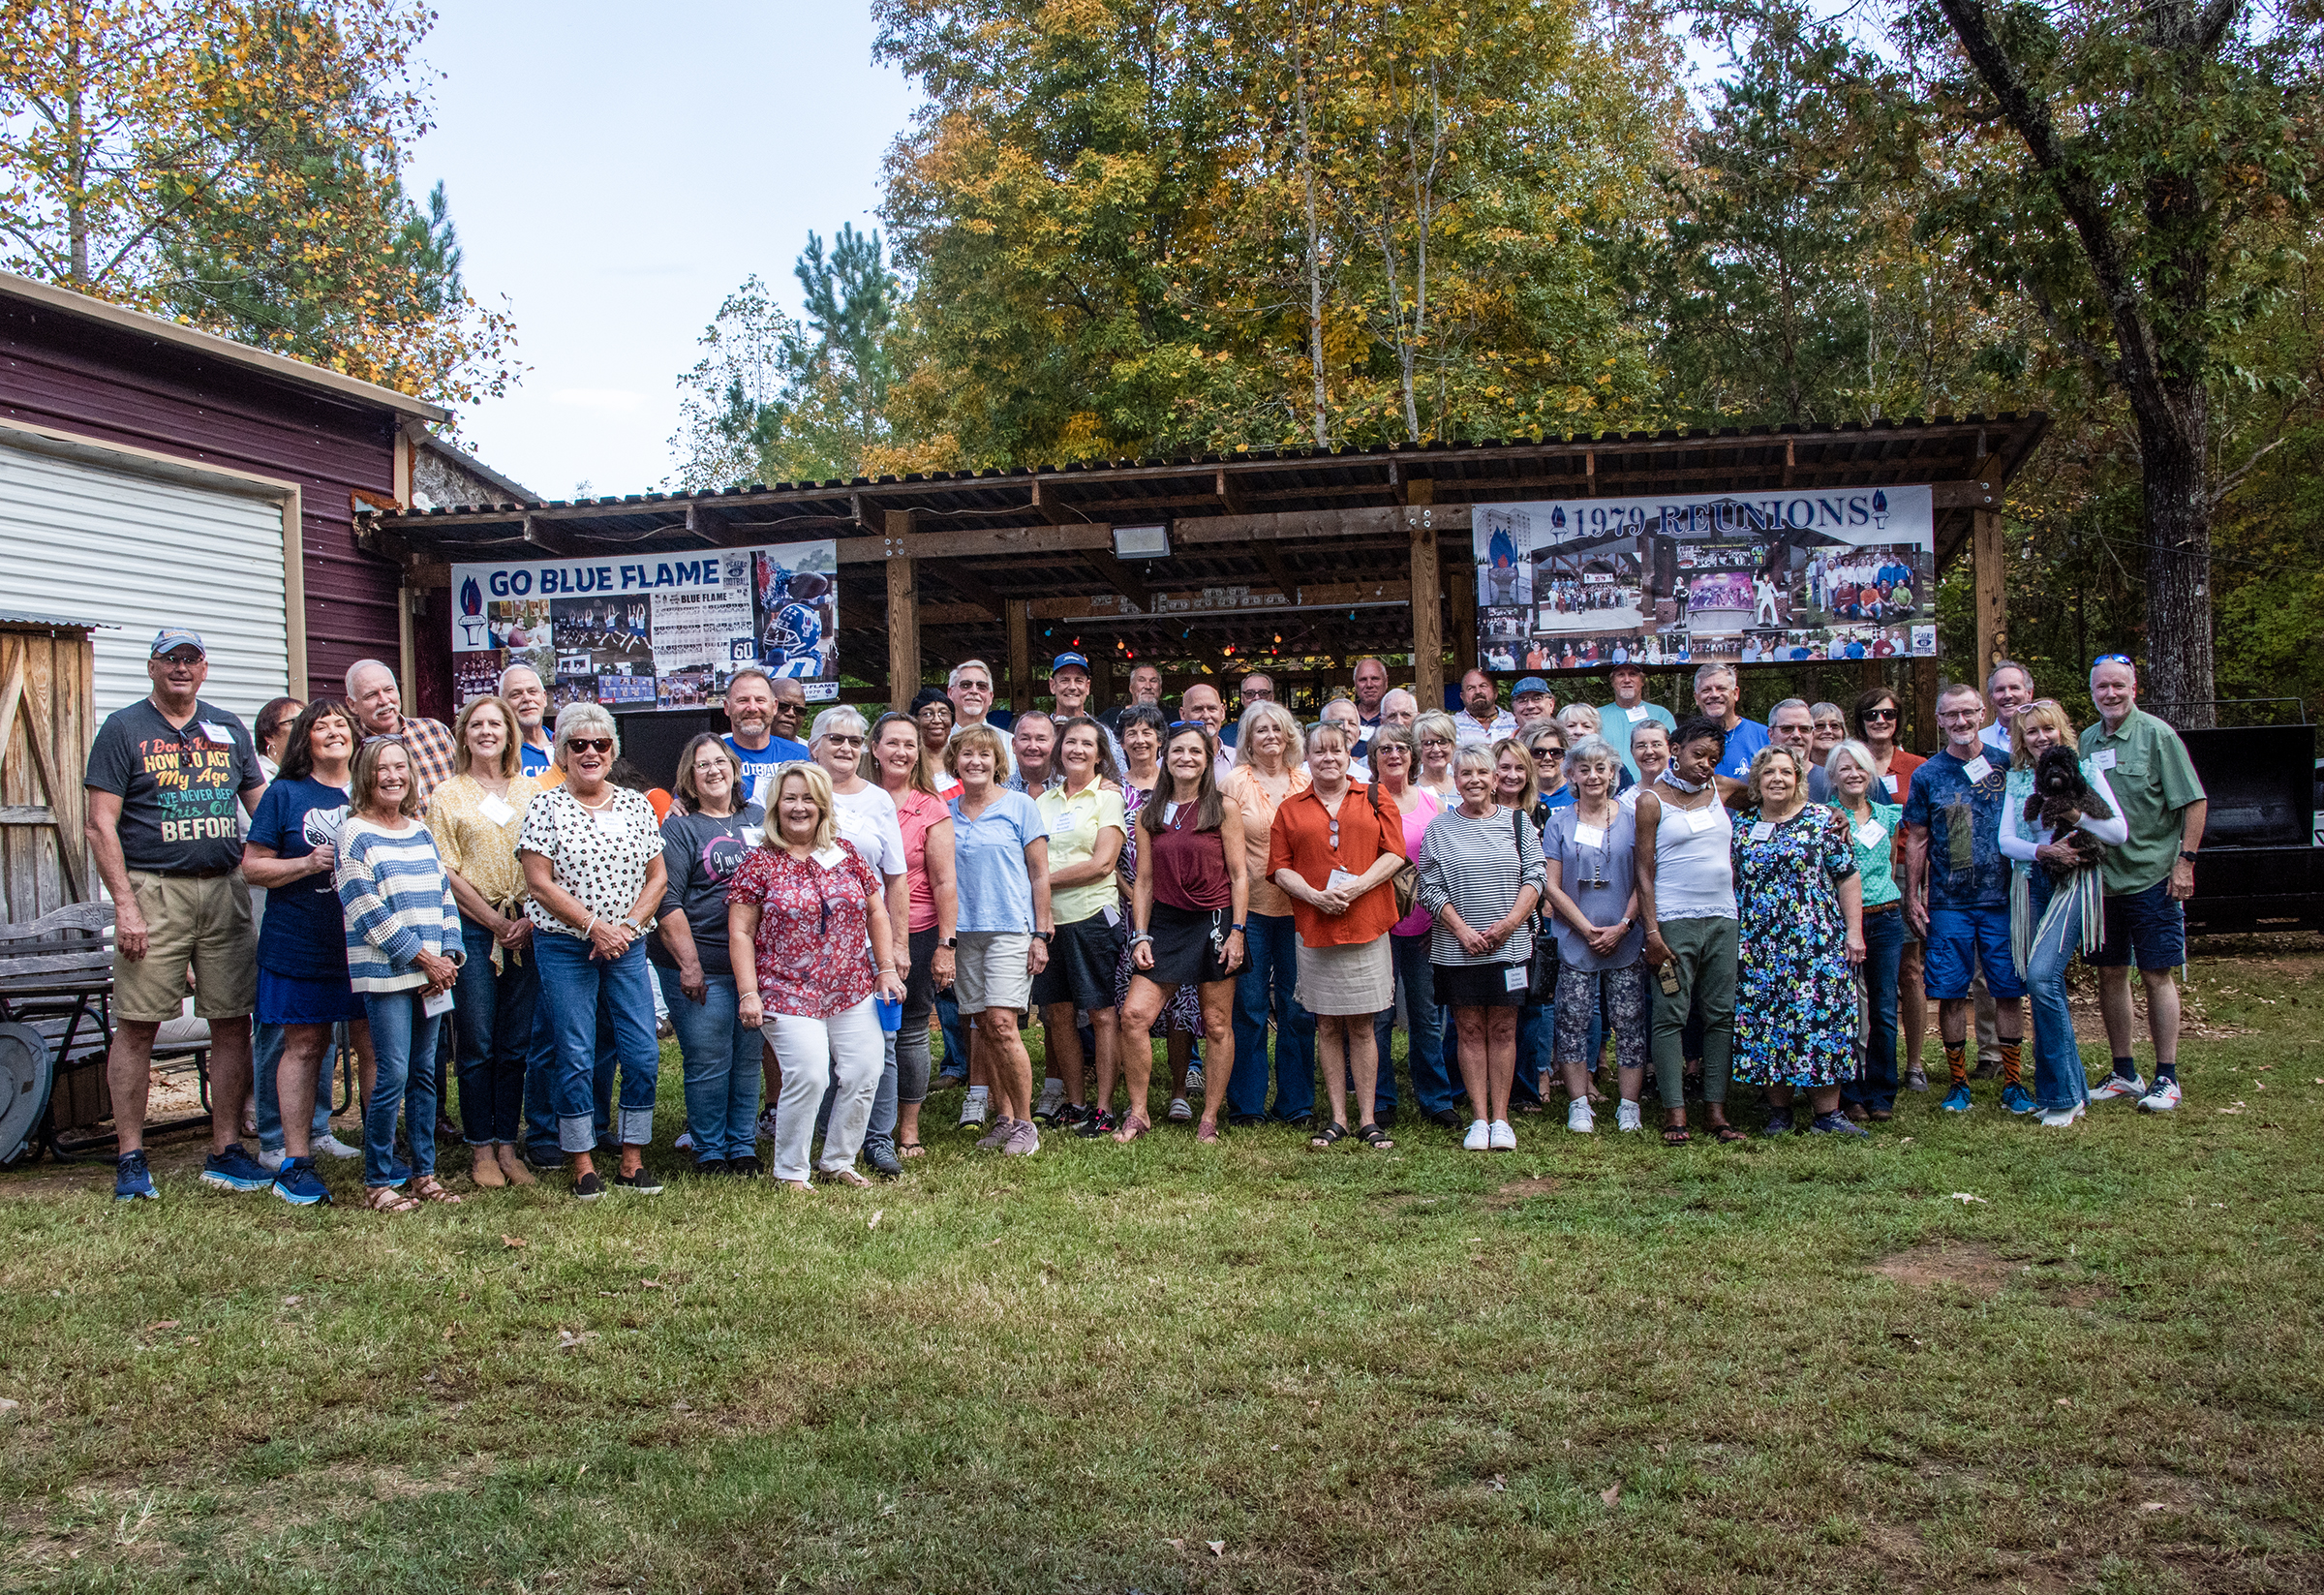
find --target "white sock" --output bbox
[965,1085,989,1101]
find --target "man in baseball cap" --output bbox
[1049,652,1123,774]
[1511,676,1559,731]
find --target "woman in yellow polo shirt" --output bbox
[1035,717,1128,1128]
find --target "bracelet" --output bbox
[1230,922,1246,933]
[583,913,596,937]
[1130,933,1153,945]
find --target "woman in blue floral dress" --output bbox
[1729,744,1866,1136]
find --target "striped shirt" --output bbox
[334,815,463,993]
[1416,804,1547,967]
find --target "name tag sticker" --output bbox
[198,721,234,747]
[478,794,517,826]
[1750,820,1775,843]
[1963,755,1994,782]
[1327,868,1360,894]
[1855,818,1887,847]
[1575,823,1605,848]
[742,825,764,848]
[1504,964,1529,993]
[1101,904,1120,928]
[422,988,456,1018]
[2092,749,2117,771]
[1686,806,1717,833]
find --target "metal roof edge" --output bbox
[0,269,452,425]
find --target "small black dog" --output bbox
[2024,746,2113,876]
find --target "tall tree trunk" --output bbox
[2138,387,2216,724]
[1292,39,1330,450]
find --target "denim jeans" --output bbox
[360,988,441,1187]
[2023,873,2094,1114]
[253,1020,334,1152]
[656,965,760,1162]
[534,933,659,1153]
[1373,934,1454,1118]
[1230,912,1316,1120]
[523,974,618,1163]
[453,920,535,1146]
[1844,908,1906,1112]
[933,983,970,1082]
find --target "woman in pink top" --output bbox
[872,712,957,1163]
[1222,701,1314,1124]
[1368,724,1455,1124]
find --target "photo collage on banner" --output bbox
[1472,486,1939,673]
[450,541,841,711]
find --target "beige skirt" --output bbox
[1296,936,1394,1016]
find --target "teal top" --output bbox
[1834,798,1904,907]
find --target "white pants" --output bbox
[770,997,883,1181]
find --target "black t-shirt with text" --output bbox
[84,696,263,874]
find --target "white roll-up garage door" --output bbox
[0,435,290,726]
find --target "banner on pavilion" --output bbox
[1471,486,1939,673]
[450,541,841,710]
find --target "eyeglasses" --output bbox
[822,735,866,748]
[566,737,614,754]
[2093,654,2133,668]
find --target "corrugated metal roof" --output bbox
[0,270,449,423]
[0,609,107,630]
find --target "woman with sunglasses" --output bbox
[808,708,912,1175]
[517,704,670,1200]
[1850,687,1930,1089]
[1118,723,1248,1142]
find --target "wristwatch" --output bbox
[938,936,959,949]
[1033,929,1055,943]
[1230,921,1247,934]
[2178,849,2199,863]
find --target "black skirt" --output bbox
[1029,911,1128,1011]
[1141,900,1232,989]
[1433,960,1529,1009]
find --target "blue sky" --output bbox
[409,0,916,501]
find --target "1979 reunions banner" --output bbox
[1471,486,1939,673]
[450,541,841,711]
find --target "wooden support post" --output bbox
[1007,601,1032,714]
[1449,564,1478,692]
[1911,656,1941,753]
[885,510,920,713]
[1409,520,1444,711]
[1972,506,2007,678]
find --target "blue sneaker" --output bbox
[271,1156,332,1207]
[1807,1111,1870,1137]
[2001,1083,2036,1115]
[113,1149,159,1202]
[1761,1110,1794,1137]
[1941,1085,1973,1113]
[199,1144,274,1192]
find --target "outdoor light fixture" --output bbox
[1113,523,1172,559]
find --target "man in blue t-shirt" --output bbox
[501,663,556,776]
[1691,662,1767,793]
[722,666,811,808]
[1902,681,2028,1114]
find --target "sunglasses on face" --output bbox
[1862,707,1897,721]
[1535,747,1566,759]
[567,737,614,754]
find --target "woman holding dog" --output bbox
[2000,702,2128,1127]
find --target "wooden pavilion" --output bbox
[366,414,2047,727]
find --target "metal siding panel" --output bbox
[0,441,289,724]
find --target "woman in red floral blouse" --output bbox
[728,763,906,1191]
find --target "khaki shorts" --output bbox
[114,870,259,1024]
[954,932,1033,1016]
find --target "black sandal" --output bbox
[1662,1123,1692,1146]
[1308,1122,1349,1150]
[1711,1122,1748,1144]
[1356,1123,1395,1150]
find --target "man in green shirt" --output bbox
[2078,655,2208,1114]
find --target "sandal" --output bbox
[1711,1123,1748,1144]
[814,1167,873,1187]
[1308,1122,1349,1150]
[364,1184,420,1213]
[1194,1120,1220,1144]
[1662,1123,1692,1146]
[1112,1114,1152,1144]
[410,1176,463,1205]
[898,1140,926,1158]
[1355,1123,1395,1150]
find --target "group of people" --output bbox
[87,629,2207,1209]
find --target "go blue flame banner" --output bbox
[1471,486,1938,673]
[450,541,840,711]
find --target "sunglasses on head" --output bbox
[2093,653,2133,669]
[567,737,614,754]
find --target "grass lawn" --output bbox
[4,936,2321,1594]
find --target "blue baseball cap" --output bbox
[1513,676,1552,698]
[150,627,206,659]
[1050,652,1091,674]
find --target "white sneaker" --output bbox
[2091,1071,2146,1102]
[256,1146,286,1173]
[1463,1118,1491,1150]
[674,1128,695,1154]
[1166,1096,1193,1121]
[1567,1099,1596,1134]
[1035,1076,1066,1120]
[312,1133,361,1160]
[2037,1105,2085,1128]
[1184,1063,1204,1091]
[958,1087,990,1128]
[1616,1100,1643,1133]
[2138,1078,2182,1113]
[1488,1119,1516,1151]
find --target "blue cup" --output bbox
[873,995,902,1033]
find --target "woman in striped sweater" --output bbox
[336,737,466,1212]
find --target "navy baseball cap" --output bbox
[1051,652,1091,673]
[1513,676,1552,698]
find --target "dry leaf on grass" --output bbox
[144,1320,179,1334]
[502,1235,528,1249]
[1602,1484,1622,1507]
[869,1210,883,1229]
[1207,1540,1225,1556]
[1947,1193,1988,1205]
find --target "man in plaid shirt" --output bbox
[346,659,458,813]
